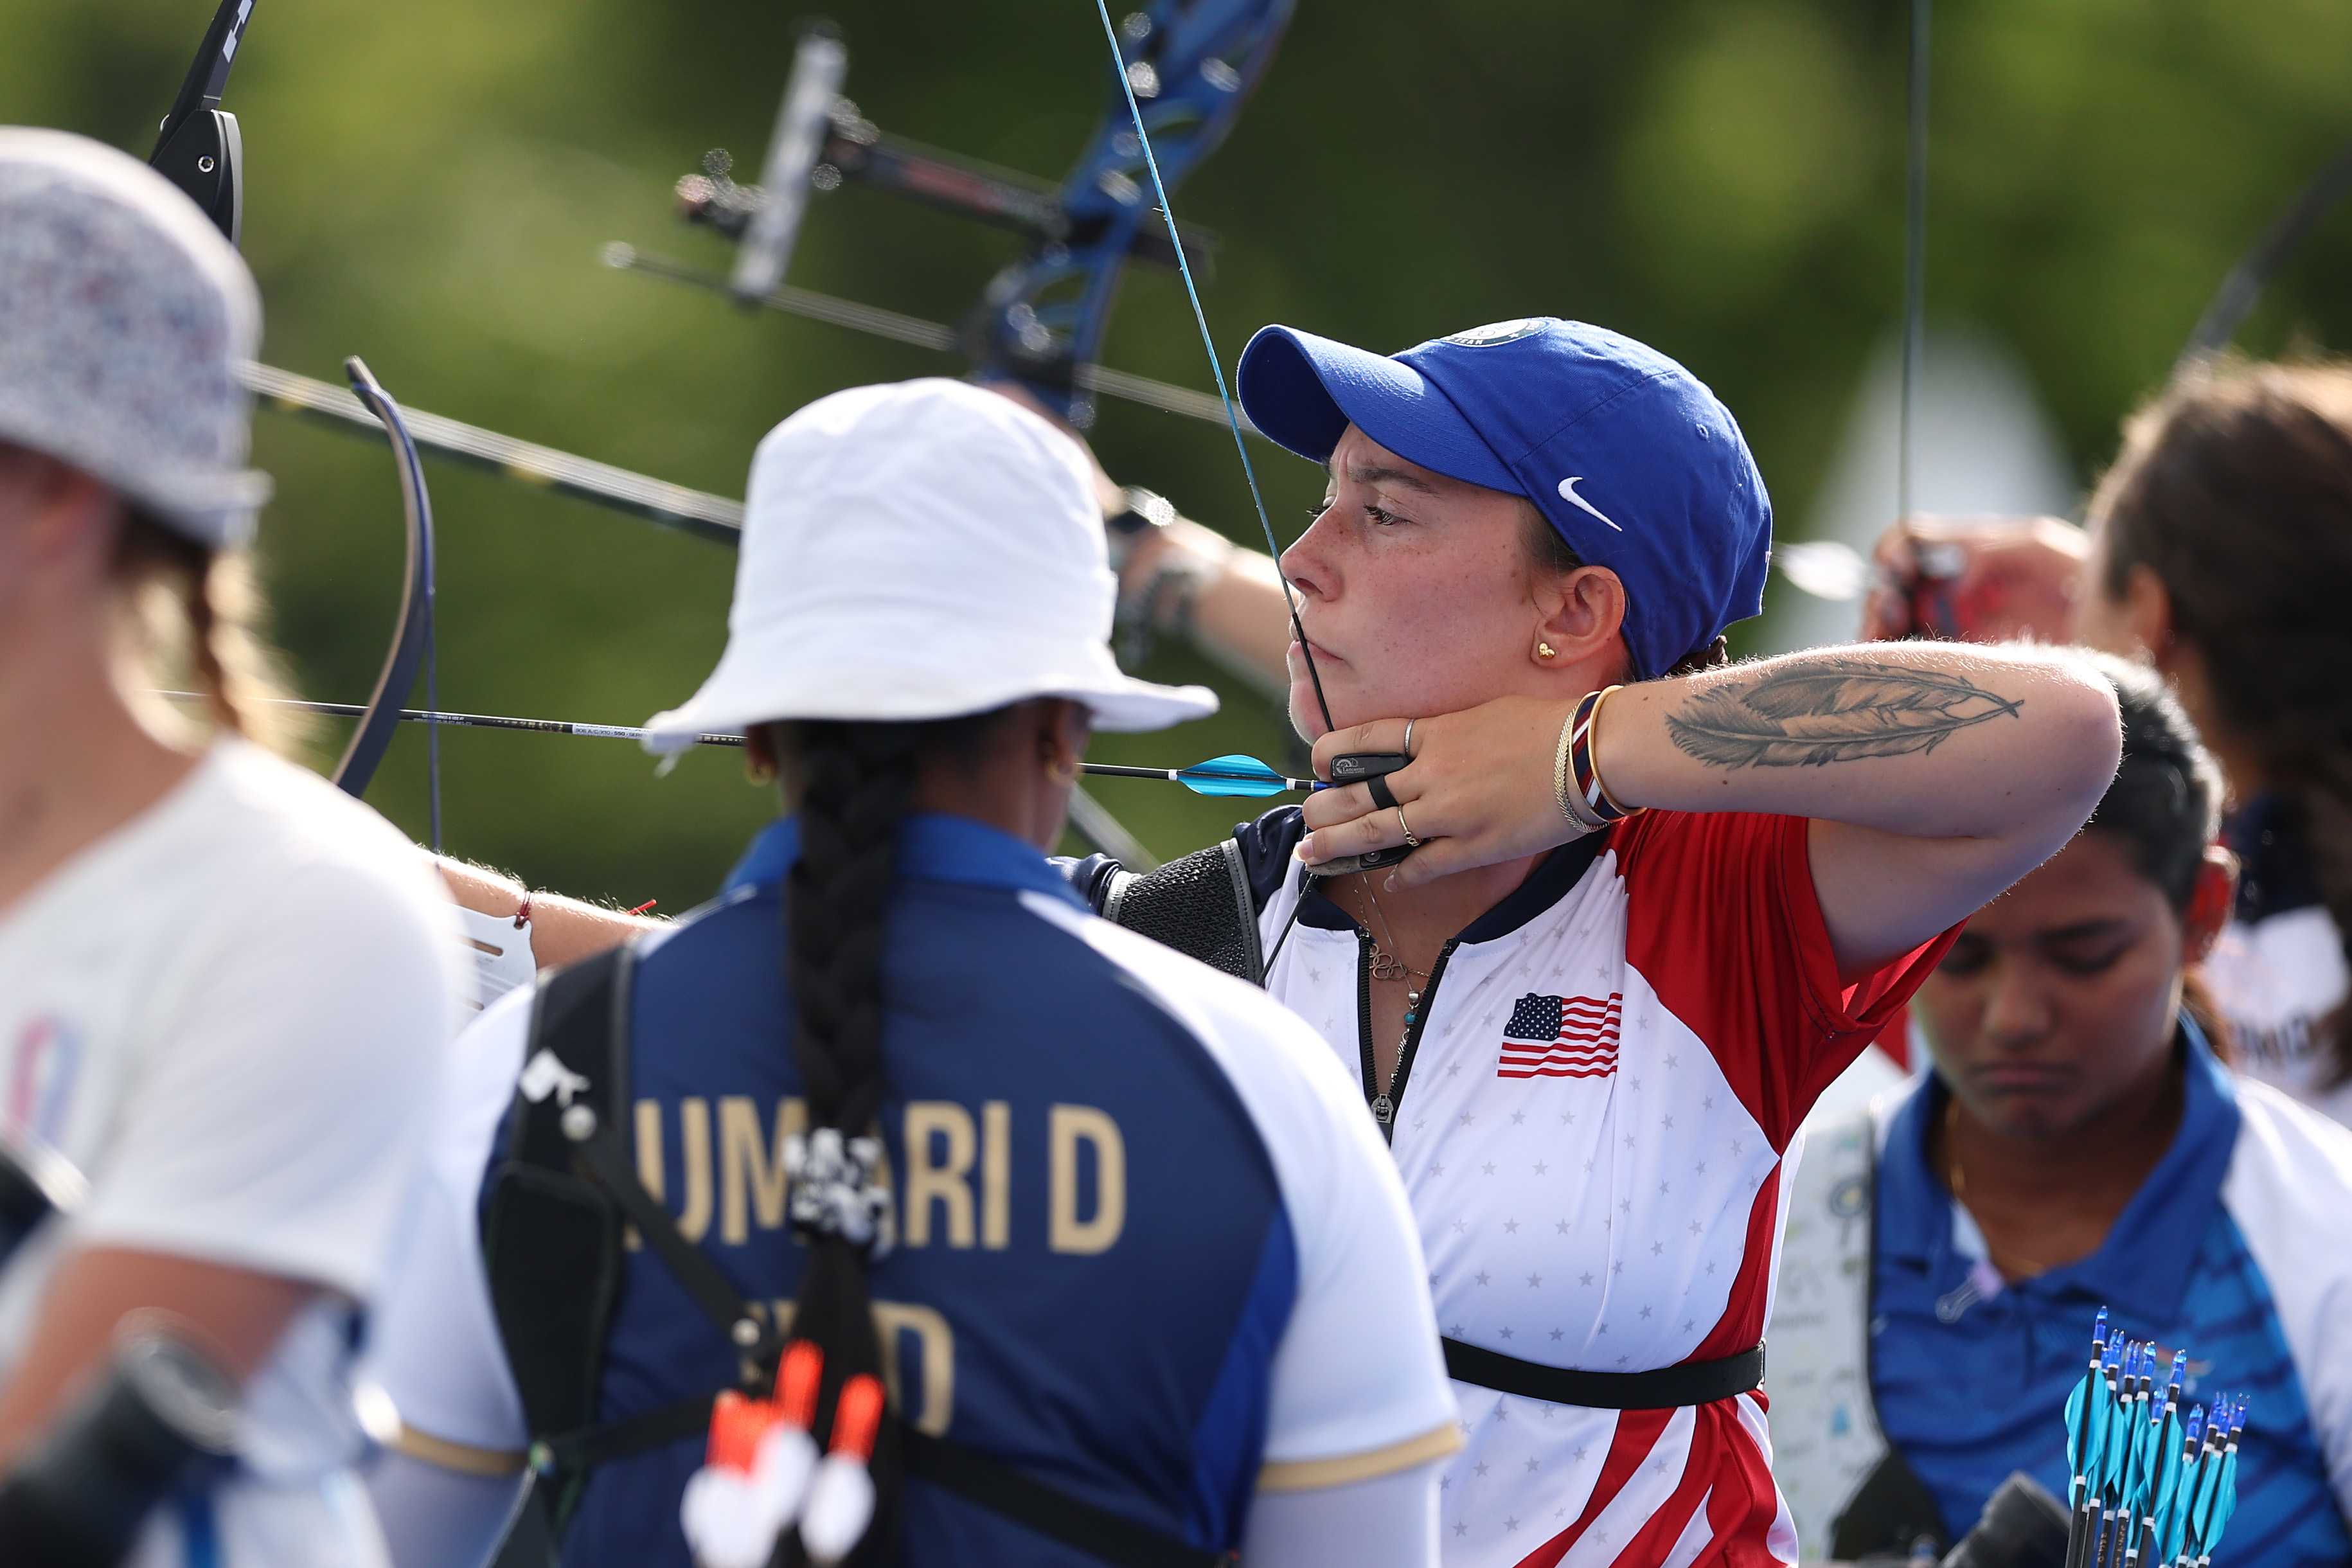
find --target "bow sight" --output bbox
[672,28,1217,291]
[607,4,1290,432]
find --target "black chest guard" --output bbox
[1100,840,1263,983]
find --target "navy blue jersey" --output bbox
[367,814,1457,1567]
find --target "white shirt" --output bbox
[2212,907,2352,1127]
[0,740,464,1567]
[1238,808,1950,1568]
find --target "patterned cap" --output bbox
[0,127,271,548]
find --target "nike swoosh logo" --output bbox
[1556,477,1623,532]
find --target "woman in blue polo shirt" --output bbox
[1769,659,2352,1565]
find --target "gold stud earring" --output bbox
[1537,641,1558,660]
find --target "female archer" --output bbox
[1073,315,2123,1567]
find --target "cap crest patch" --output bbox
[1443,318,1546,347]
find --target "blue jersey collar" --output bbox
[725,812,1087,909]
[1880,1017,2240,1319]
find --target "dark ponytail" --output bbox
[771,706,1012,1564]
[776,718,925,1565]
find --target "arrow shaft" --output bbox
[163,695,1315,794]
[160,692,746,749]
[1080,763,1179,782]
[603,245,1256,434]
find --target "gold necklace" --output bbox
[1943,1099,2051,1277]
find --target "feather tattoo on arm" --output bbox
[1664,660,2024,770]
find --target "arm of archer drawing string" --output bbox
[976,382,1296,699]
[1115,520,1297,699]
[432,856,657,970]
[1303,641,2121,978]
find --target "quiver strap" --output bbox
[479,950,633,1524]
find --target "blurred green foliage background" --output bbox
[10,0,2349,909]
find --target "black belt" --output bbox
[1441,1337,1765,1411]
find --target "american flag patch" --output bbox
[1497,992,1623,1078]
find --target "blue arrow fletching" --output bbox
[2065,1374,2091,1479]
[1173,754,1305,797]
[2163,1405,2207,1560]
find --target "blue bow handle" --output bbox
[967,0,1296,426]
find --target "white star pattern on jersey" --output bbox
[1253,809,1936,1567]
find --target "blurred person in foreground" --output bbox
[1765,659,2352,1565]
[1861,361,2352,1127]
[458,319,2126,1565]
[0,129,462,1563]
[362,379,1458,1568]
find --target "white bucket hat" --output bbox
[0,127,271,548]
[641,378,1216,751]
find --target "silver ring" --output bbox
[1395,806,1420,848]
[1402,717,1417,755]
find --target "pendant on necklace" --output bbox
[1368,952,1410,983]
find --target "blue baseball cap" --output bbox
[1235,317,1771,682]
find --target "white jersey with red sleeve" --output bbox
[1180,806,1957,1568]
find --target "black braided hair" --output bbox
[778,718,922,1566]
[774,707,1013,1565]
